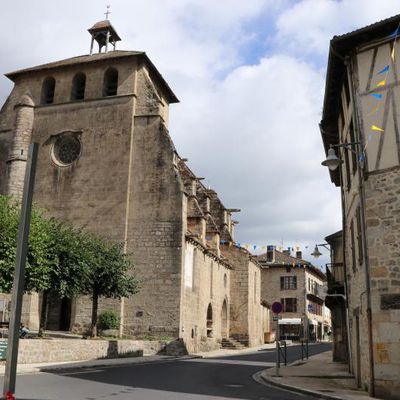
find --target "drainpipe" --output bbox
[345,55,375,397]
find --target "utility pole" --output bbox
[3,143,38,399]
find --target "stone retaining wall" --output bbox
[13,339,169,364]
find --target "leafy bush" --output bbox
[98,310,119,330]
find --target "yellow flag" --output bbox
[376,80,386,87]
[371,125,384,132]
[392,46,396,62]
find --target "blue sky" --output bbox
[1,0,400,268]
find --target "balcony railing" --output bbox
[326,263,345,294]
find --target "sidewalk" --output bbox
[260,350,380,400]
[193,342,277,358]
[0,354,197,375]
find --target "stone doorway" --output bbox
[221,300,228,339]
[45,295,73,331]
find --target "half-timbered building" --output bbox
[321,14,400,399]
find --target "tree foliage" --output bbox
[0,195,139,337]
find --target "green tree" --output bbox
[81,235,139,337]
[38,221,91,336]
[0,196,56,294]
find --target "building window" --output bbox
[41,77,56,104]
[344,147,351,191]
[223,273,227,288]
[356,207,363,265]
[71,72,86,100]
[103,67,118,96]
[206,303,213,338]
[280,276,297,290]
[281,298,297,312]
[51,134,82,167]
[349,120,357,175]
[350,219,356,272]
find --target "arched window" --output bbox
[41,77,56,104]
[71,73,86,100]
[206,304,213,338]
[103,67,118,96]
[221,300,228,338]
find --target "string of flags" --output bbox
[219,241,308,253]
[362,24,400,160]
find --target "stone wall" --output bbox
[364,168,400,399]
[13,339,169,364]
[222,245,264,347]
[180,240,230,353]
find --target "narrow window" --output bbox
[356,207,363,265]
[71,72,86,100]
[344,147,351,191]
[350,219,356,272]
[41,77,56,104]
[206,304,213,338]
[349,120,357,175]
[103,67,118,96]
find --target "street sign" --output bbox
[0,340,7,360]
[272,301,283,314]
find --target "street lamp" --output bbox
[321,142,361,171]
[311,243,330,259]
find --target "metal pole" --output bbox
[284,341,287,366]
[3,143,38,397]
[275,318,280,376]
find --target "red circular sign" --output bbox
[272,301,283,314]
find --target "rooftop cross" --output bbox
[104,5,111,20]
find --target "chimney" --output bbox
[282,248,291,256]
[296,251,302,259]
[266,245,274,262]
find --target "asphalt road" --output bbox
[1,343,331,400]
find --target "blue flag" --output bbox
[370,93,383,100]
[377,65,389,75]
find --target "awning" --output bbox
[279,318,302,325]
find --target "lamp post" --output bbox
[3,143,38,399]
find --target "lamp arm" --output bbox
[331,142,360,155]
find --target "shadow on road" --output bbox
[37,343,331,400]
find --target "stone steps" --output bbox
[221,338,246,350]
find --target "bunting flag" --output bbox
[387,27,400,39]
[371,125,384,132]
[370,93,383,100]
[392,45,396,62]
[377,65,389,74]
[376,79,386,87]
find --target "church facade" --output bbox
[0,20,266,352]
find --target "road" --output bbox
[1,343,330,400]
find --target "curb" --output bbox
[258,372,354,400]
[39,354,202,373]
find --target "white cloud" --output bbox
[3,0,397,267]
[274,0,400,59]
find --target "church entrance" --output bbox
[45,295,73,331]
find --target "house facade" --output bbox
[257,248,330,342]
[321,15,400,399]
[0,20,265,353]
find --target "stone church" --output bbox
[0,20,268,352]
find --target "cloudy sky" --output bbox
[1,0,400,267]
